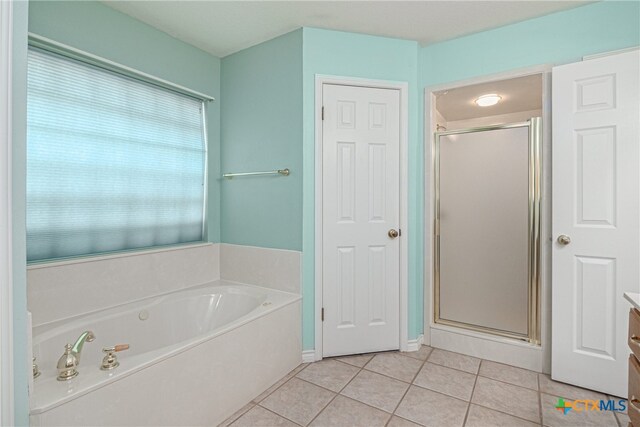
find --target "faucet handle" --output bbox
[33,356,41,379]
[100,344,129,371]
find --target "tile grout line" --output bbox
[341,351,435,426]
[256,389,307,426]
[229,368,320,427]
[402,374,480,406]
[475,373,539,391]
[385,348,433,426]
[252,364,314,425]
[255,363,310,403]
[337,351,433,386]
[390,414,426,426]
[426,359,481,376]
[466,376,543,425]
[311,350,433,426]
[257,405,306,427]
[611,394,624,427]
[473,374,539,392]
[226,366,316,427]
[539,389,609,401]
[361,366,425,385]
[260,364,309,401]
[428,347,542,391]
[461,361,481,427]
[334,358,372,369]
[539,372,611,400]
[609,393,629,427]
[471,402,545,426]
[307,356,404,424]
[304,360,371,426]
[537,374,543,427]
[258,372,320,425]
[221,402,255,427]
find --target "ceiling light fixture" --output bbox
[475,94,502,107]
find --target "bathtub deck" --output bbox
[219,346,626,427]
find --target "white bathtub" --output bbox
[29,280,302,426]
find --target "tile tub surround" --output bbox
[27,242,302,327]
[220,243,301,294]
[27,243,220,326]
[221,347,626,427]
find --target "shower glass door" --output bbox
[434,119,541,343]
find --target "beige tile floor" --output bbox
[220,346,629,427]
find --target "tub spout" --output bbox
[71,331,95,365]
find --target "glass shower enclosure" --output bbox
[433,118,542,343]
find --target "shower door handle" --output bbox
[557,235,571,245]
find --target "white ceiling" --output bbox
[435,74,542,121]
[103,1,591,57]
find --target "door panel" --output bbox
[552,50,639,397]
[322,84,400,357]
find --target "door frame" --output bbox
[424,65,553,372]
[314,75,409,361]
[0,0,15,423]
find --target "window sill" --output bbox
[27,242,214,270]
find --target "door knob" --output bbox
[388,229,399,239]
[557,235,571,245]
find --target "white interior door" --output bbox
[552,49,639,397]
[322,83,400,357]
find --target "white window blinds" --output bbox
[26,48,207,262]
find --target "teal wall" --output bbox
[419,1,640,88]
[28,0,222,242]
[12,1,29,424]
[301,28,421,350]
[221,30,303,250]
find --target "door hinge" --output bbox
[321,106,325,121]
[321,307,325,321]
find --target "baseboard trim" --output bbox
[302,350,316,363]
[304,335,424,361]
[430,328,544,372]
[406,334,425,352]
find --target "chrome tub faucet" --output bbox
[57,330,95,381]
[71,330,95,364]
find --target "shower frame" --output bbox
[433,118,542,344]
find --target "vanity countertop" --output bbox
[624,292,640,311]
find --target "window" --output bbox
[26,48,207,262]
